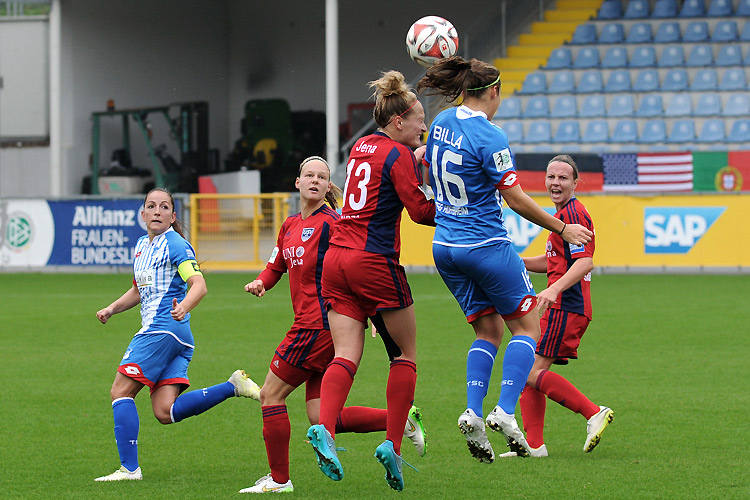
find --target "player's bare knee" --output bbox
[153,408,173,425]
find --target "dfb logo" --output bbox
[644,207,725,254]
[503,207,556,254]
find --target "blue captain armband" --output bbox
[178,260,203,281]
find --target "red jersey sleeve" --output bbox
[392,145,436,226]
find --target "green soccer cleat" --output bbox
[229,369,261,400]
[584,406,614,452]
[404,405,428,457]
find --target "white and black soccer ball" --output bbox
[406,16,459,68]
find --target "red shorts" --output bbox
[322,246,414,324]
[537,308,590,362]
[270,353,325,402]
[273,327,334,374]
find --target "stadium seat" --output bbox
[601,46,628,68]
[707,0,733,16]
[712,21,738,42]
[636,95,663,117]
[737,0,750,15]
[548,71,576,93]
[551,95,578,118]
[577,70,604,93]
[719,68,747,90]
[599,23,625,43]
[518,72,546,94]
[683,21,709,42]
[502,121,524,143]
[570,24,597,45]
[630,46,656,67]
[694,93,721,116]
[626,22,652,43]
[582,120,609,142]
[686,44,713,67]
[745,47,750,66]
[610,119,638,142]
[723,94,750,117]
[679,0,706,17]
[524,96,550,118]
[741,21,750,42]
[668,120,696,143]
[525,121,552,143]
[639,120,668,143]
[654,22,681,43]
[608,94,635,117]
[574,47,600,69]
[624,0,649,18]
[598,0,623,19]
[553,121,581,143]
[633,69,660,92]
[727,119,750,142]
[546,48,573,69]
[652,0,678,18]
[661,69,689,91]
[716,45,742,66]
[658,45,685,67]
[665,94,693,116]
[691,68,718,90]
[495,96,522,119]
[697,119,726,142]
[579,95,606,117]
[604,69,631,92]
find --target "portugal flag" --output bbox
[692,151,750,192]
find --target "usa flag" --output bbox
[602,152,693,192]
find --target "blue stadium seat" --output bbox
[551,95,578,118]
[633,69,660,91]
[745,47,750,66]
[582,120,609,142]
[546,48,573,69]
[518,72,546,94]
[495,96,522,119]
[683,21,709,42]
[524,96,550,118]
[576,70,604,93]
[610,119,638,142]
[601,46,628,68]
[639,120,668,143]
[723,94,750,117]
[604,69,631,92]
[716,45,742,66]
[502,121,524,143]
[665,94,693,116]
[727,119,750,142]
[626,22,652,43]
[548,71,576,93]
[525,122,552,143]
[553,121,581,143]
[599,23,625,43]
[668,120,696,143]
[579,95,606,117]
[658,45,685,67]
[679,0,706,17]
[652,0,678,18]
[691,68,719,90]
[630,46,656,67]
[636,95,663,117]
[598,0,623,19]
[570,24,597,45]
[574,47,600,69]
[661,69,689,91]
[707,0,733,16]
[697,119,726,142]
[739,0,750,15]
[712,21,738,42]
[694,93,721,116]
[607,94,635,117]
[741,21,750,42]
[686,44,713,67]
[719,68,747,90]
[654,22,681,43]
[624,0,649,18]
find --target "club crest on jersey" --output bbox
[301,227,314,242]
[492,148,513,172]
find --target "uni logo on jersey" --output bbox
[504,207,556,254]
[492,148,513,172]
[644,207,726,254]
[301,228,314,242]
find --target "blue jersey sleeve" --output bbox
[165,230,195,267]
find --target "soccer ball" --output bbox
[406,16,459,68]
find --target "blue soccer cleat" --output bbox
[307,424,343,481]
[375,440,405,491]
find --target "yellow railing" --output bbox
[189,193,290,271]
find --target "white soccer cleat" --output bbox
[229,369,261,400]
[498,443,548,458]
[584,406,614,452]
[94,465,142,482]
[457,408,494,463]
[403,405,427,457]
[485,405,532,457]
[239,473,293,493]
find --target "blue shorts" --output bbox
[118,326,194,392]
[433,240,536,322]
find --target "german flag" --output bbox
[513,153,604,193]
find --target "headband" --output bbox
[467,74,501,91]
[298,155,329,174]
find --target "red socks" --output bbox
[336,406,387,433]
[537,369,600,419]
[520,385,547,449]
[262,405,290,483]
[318,357,357,438]
[386,359,417,454]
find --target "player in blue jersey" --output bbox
[94,188,260,482]
[417,57,592,463]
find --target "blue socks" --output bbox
[112,397,139,472]
[466,339,498,418]
[497,335,537,414]
[170,381,235,423]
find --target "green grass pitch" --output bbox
[1,272,748,499]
